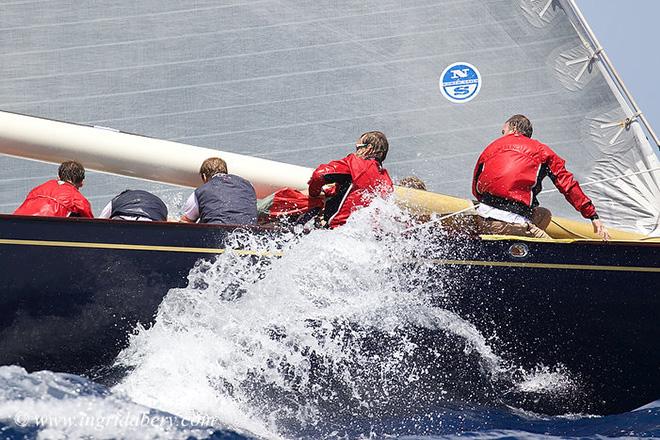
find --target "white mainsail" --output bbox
[0,0,657,234]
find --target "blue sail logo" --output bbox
[439,62,482,103]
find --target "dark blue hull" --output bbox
[0,214,657,415]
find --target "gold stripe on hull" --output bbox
[432,259,660,273]
[0,238,282,257]
[1,238,657,273]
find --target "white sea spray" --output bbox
[112,198,577,437]
[0,366,222,440]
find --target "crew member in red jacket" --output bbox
[257,187,325,226]
[308,131,393,228]
[472,114,609,239]
[14,160,93,218]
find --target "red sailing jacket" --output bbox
[259,187,325,224]
[472,133,596,219]
[14,180,94,218]
[308,153,393,228]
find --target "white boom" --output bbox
[0,111,312,198]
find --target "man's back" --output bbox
[194,173,257,225]
[473,133,548,207]
[107,189,168,221]
[473,132,596,219]
[14,179,93,218]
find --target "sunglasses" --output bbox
[355,143,369,150]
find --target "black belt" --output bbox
[479,194,533,219]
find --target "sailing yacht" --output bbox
[0,0,658,415]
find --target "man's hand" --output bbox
[592,219,610,241]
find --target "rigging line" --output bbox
[538,166,660,195]
[401,203,477,234]
[400,202,604,241]
[548,218,592,239]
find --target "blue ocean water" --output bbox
[0,367,657,439]
[1,202,658,439]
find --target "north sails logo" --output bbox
[439,62,482,103]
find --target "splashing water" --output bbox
[0,366,225,439]
[112,198,578,438]
[1,365,657,439]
